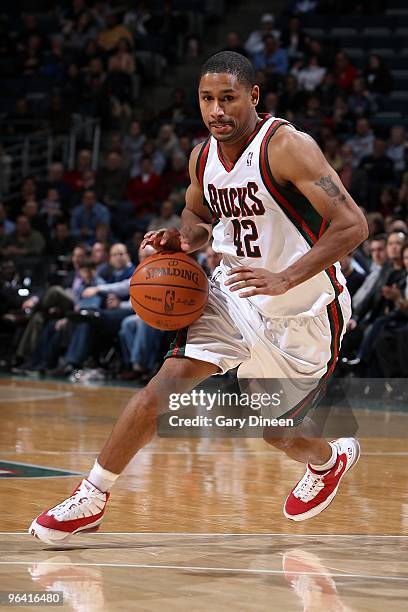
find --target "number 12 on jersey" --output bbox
[231,219,261,258]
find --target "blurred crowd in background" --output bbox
[1,0,408,394]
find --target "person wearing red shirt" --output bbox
[126,156,162,224]
[334,51,357,93]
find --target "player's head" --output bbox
[198,51,259,143]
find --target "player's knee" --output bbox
[263,427,294,451]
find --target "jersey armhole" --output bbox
[195,137,211,189]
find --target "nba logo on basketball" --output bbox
[247,151,253,166]
[164,289,176,312]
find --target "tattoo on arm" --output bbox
[314,174,347,204]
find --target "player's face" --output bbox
[199,73,259,143]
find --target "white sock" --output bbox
[88,460,119,493]
[310,443,337,472]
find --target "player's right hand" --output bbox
[141,228,186,252]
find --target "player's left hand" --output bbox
[224,267,291,298]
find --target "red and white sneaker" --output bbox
[284,437,360,521]
[29,479,109,545]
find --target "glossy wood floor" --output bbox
[0,377,407,611]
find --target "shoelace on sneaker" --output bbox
[47,481,106,521]
[293,469,325,502]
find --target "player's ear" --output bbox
[251,85,260,107]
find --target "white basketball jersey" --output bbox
[197,114,346,318]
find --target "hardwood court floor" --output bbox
[0,377,407,611]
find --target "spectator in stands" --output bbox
[70,189,110,244]
[0,259,31,322]
[162,151,189,197]
[122,121,146,166]
[261,92,279,116]
[42,162,72,206]
[278,74,304,117]
[98,11,132,51]
[48,221,76,259]
[353,234,388,312]
[96,151,129,208]
[224,31,248,57]
[63,149,93,193]
[323,137,342,173]
[346,118,374,167]
[40,188,64,235]
[52,244,135,376]
[64,11,99,52]
[340,253,365,297]
[387,126,406,178]
[347,78,376,118]
[91,242,110,278]
[334,51,357,93]
[156,124,180,162]
[295,94,325,141]
[62,62,84,113]
[147,200,181,232]
[107,38,135,119]
[252,35,288,79]
[13,244,87,367]
[363,53,392,96]
[1,215,45,263]
[245,13,280,56]
[127,157,162,230]
[159,88,194,125]
[348,231,405,332]
[0,203,15,235]
[281,15,306,62]
[21,199,50,241]
[294,55,326,92]
[359,138,395,210]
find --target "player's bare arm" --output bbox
[226,127,369,297]
[141,144,213,253]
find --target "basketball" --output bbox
[129,251,209,330]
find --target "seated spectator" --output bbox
[117,245,166,380]
[126,157,163,230]
[156,124,180,162]
[63,149,93,193]
[387,126,406,178]
[223,31,248,57]
[280,15,306,62]
[40,162,72,206]
[40,189,64,235]
[352,234,388,312]
[147,200,181,232]
[346,118,374,168]
[278,74,305,117]
[21,199,51,241]
[98,12,132,51]
[48,221,77,259]
[14,245,87,366]
[27,258,106,373]
[1,215,45,268]
[131,140,166,177]
[295,94,326,141]
[80,57,110,122]
[91,241,110,278]
[51,249,135,377]
[295,55,326,92]
[108,38,135,119]
[159,88,194,125]
[347,78,376,119]
[261,92,279,116]
[252,34,288,79]
[70,189,111,245]
[122,121,146,166]
[359,138,395,211]
[0,203,15,235]
[363,53,392,97]
[162,151,189,198]
[245,13,280,56]
[334,51,357,93]
[96,151,129,208]
[340,253,365,297]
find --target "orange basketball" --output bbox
[129,251,209,330]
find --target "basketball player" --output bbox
[30,52,368,544]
